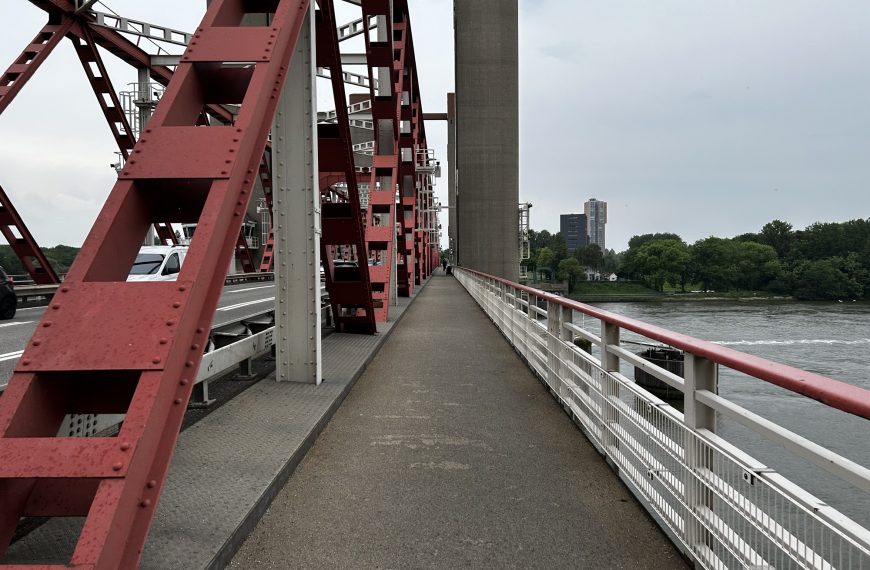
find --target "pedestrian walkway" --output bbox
[230,274,687,569]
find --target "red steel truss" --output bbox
[317,0,377,333]
[0,1,310,567]
[360,0,406,319]
[357,0,436,321]
[0,185,61,285]
[0,1,290,281]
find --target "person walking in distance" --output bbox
[441,258,448,273]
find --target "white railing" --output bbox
[454,267,870,570]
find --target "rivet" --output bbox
[225,160,232,164]
[42,322,51,328]
[21,360,30,366]
[185,361,194,367]
[178,286,186,292]
[180,378,189,386]
[221,171,228,175]
[166,320,176,326]
[120,442,131,451]
[140,499,151,508]
[173,302,181,308]
[112,462,123,471]
[174,398,183,405]
[196,328,204,334]
[51,304,60,310]
[152,357,161,364]
[60,286,69,293]
[147,480,157,489]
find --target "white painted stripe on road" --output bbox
[0,321,33,328]
[0,350,24,362]
[225,285,274,294]
[217,297,275,312]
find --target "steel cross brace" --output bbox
[398,9,434,287]
[316,0,377,333]
[358,0,405,320]
[0,185,61,285]
[0,1,310,568]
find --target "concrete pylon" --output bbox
[454,0,519,281]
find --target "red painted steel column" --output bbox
[0,1,310,567]
[316,0,377,333]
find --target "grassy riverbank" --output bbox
[565,282,792,303]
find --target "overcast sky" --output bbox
[1,1,868,252]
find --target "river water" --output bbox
[573,299,870,528]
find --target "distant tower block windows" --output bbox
[560,213,588,254]
[584,198,607,250]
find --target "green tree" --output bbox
[574,244,603,270]
[628,233,683,250]
[557,257,585,293]
[634,239,690,291]
[759,220,793,258]
[792,258,862,300]
[536,247,555,281]
[600,249,620,275]
[733,242,780,290]
[690,237,739,292]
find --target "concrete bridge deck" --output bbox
[230,274,686,569]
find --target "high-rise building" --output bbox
[560,213,588,254]
[584,198,607,250]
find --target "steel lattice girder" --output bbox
[316,0,377,333]
[0,185,61,285]
[359,0,406,320]
[0,1,310,567]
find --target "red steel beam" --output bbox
[0,184,61,285]
[316,0,377,333]
[359,0,407,319]
[0,1,310,567]
[0,16,74,115]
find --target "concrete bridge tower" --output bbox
[454,0,519,280]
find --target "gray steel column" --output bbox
[454,0,519,280]
[274,4,321,384]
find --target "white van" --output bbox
[127,245,188,282]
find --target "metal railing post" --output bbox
[559,305,573,401]
[547,299,561,392]
[683,353,717,558]
[601,321,620,456]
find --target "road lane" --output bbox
[0,282,276,390]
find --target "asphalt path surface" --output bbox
[0,282,276,391]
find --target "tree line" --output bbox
[0,244,79,277]
[524,219,870,301]
[523,230,619,292]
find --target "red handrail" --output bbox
[459,267,870,421]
